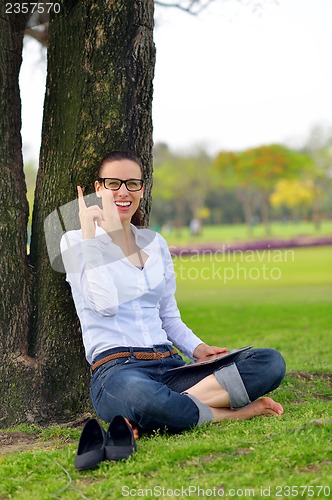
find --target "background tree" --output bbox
[213,145,314,235]
[0,0,155,425]
[270,179,315,220]
[151,144,244,227]
[212,150,262,235]
[153,146,212,229]
[303,126,332,230]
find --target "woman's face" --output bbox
[95,159,144,224]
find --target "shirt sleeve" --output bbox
[158,235,203,360]
[60,231,118,316]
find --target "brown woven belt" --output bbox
[91,349,178,373]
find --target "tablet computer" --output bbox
[167,345,253,371]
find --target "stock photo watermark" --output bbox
[121,484,331,497]
[170,247,295,284]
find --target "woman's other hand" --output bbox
[193,343,228,361]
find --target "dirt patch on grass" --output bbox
[311,393,332,401]
[180,452,226,467]
[0,415,90,455]
[0,432,41,454]
[235,447,254,456]
[300,460,332,473]
[290,372,332,383]
[288,372,332,401]
[0,432,76,455]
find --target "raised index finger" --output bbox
[77,186,86,210]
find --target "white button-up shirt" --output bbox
[60,225,203,364]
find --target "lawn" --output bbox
[0,246,331,499]
[160,220,332,246]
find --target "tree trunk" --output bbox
[174,197,186,235]
[260,193,271,236]
[236,189,253,237]
[0,12,38,424]
[312,191,322,232]
[1,0,155,425]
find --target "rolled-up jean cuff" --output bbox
[214,363,251,408]
[185,394,214,425]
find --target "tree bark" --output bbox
[0,11,37,424]
[312,188,322,232]
[236,189,254,237]
[1,0,155,425]
[260,193,271,236]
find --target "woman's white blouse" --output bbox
[60,225,203,364]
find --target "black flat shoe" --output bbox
[105,415,137,461]
[74,418,106,470]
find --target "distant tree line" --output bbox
[151,127,332,234]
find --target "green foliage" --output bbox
[152,140,332,228]
[270,179,315,214]
[152,144,212,225]
[212,145,318,230]
[214,145,314,191]
[0,247,331,498]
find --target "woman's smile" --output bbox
[114,200,132,211]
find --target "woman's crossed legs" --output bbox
[183,348,286,421]
[90,348,286,431]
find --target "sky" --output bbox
[19,0,332,163]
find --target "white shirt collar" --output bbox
[95,224,157,250]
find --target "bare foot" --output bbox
[211,397,284,422]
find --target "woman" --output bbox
[60,150,286,434]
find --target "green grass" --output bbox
[0,246,331,499]
[161,220,332,246]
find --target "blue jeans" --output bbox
[90,346,286,432]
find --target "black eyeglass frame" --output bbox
[97,177,144,192]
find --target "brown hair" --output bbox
[97,151,144,227]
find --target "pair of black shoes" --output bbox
[75,416,137,470]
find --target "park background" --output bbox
[1,0,332,498]
[22,0,332,237]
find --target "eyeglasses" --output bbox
[98,178,144,192]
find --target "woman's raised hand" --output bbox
[97,186,123,234]
[77,186,104,240]
[77,186,122,239]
